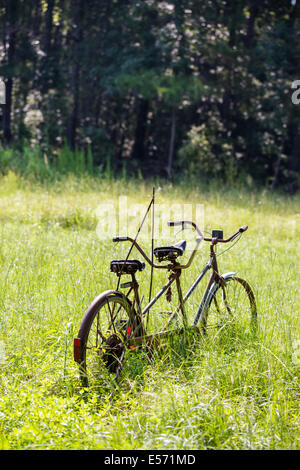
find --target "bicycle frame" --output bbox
[114,220,247,345]
[122,245,225,346]
[142,260,213,323]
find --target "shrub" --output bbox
[0,148,15,175]
[178,125,238,184]
[178,125,219,176]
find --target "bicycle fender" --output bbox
[78,290,127,338]
[193,272,236,325]
[209,271,236,296]
[207,271,236,300]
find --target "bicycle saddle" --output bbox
[110,259,145,275]
[154,240,186,262]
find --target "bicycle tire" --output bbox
[75,290,141,388]
[200,276,257,334]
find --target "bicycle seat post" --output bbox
[130,272,142,316]
[210,239,219,274]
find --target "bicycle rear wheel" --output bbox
[75,291,141,388]
[201,276,257,334]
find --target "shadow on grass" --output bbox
[72,322,259,406]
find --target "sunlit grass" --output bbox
[0,172,299,449]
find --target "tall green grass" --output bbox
[0,173,299,449]
[0,145,96,182]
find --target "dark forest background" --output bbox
[0,0,299,190]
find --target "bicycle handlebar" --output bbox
[167,220,204,238]
[204,225,248,243]
[168,220,248,243]
[239,225,248,233]
[113,236,129,242]
[167,221,182,227]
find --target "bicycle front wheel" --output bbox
[201,276,257,334]
[75,291,141,388]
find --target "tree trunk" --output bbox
[67,0,83,151]
[271,154,281,189]
[290,134,300,173]
[245,0,259,48]
[67,63,79,150]
[131,98,149,164]
[44,0,55,56]
[2,0,18,145]
[166,109,176,179]
[3,78,13,145]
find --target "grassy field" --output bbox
[0,172,299,450]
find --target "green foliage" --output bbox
[178,125,216,176]
[21,147,52,180]
[104,153,112,180]
[0,0,299,187]
[116,70,204,107]
[57,144,75,174]
[86,145,94,175]
[178,125,239,185]
[0,145,97,181]
[0,148,15,175]
[56,146,95,176]
[0,146,52,180]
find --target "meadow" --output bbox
[0,172,299,450]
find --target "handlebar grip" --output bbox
[239,225,248,233]
[167,221,183,227]
[112,236,129,242]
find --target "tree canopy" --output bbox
[0,0,299,189]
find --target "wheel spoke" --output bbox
[106,299,116,333]
[97,327,107,342]
[78,294,138,388]
[204,277,256,334]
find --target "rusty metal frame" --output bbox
[121,236,226,346]
[109,222,249,346]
